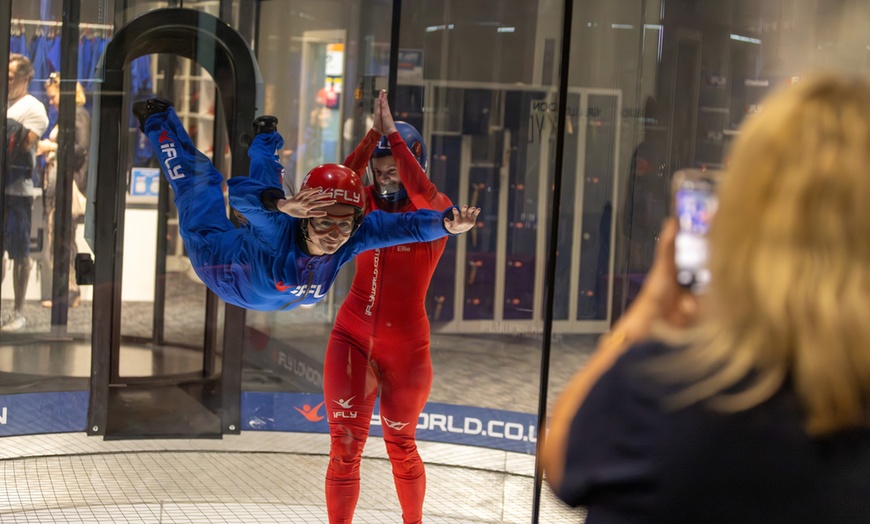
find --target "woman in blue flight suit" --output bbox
[133,98,479,311]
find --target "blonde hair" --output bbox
[74,82,86,107]
[667,74,870,435]
[45,75,87,107]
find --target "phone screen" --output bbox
[675,186,717,292]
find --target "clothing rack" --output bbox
[12,18,114,31]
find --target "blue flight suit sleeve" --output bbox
[226,176,296,251]
[348,207,460,255]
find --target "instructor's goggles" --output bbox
[309,214,356,236]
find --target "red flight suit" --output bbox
[323,129,453,524]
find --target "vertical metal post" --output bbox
[153,55,177,345]
[532,0,574,521]
[239,0,258,51]
[219,0,234,24]
[0,1,12,321]
[89,51,123,438]
[51,0,82,326]
[113,0,126,32]
[219,0,248,431]
[204,2,230,375]
[387,0,401,108]
[203,157,224,374]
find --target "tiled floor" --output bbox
[0,432,585,523]
[1,271,595,522]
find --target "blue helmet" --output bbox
[371,121,428,172]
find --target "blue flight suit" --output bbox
[143,107,456,312]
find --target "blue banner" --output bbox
[241,392,538,455]
[0,391,88,436]
[0,390,539,455]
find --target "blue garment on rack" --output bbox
[131,55,155,165]
[10,34,27,57]
[48,32,60,72]
[131,55,153,96]
[30,34,53,104]
[28,34,39,67]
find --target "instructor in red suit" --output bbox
[323,90,453,524]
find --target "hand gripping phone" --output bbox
[672,169,719,293]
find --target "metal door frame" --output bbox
[87,8,263,437]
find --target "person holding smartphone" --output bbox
[540,74,870,522]
[672,169,719,293]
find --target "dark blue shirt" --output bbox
[557,341,870,523]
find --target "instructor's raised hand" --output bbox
[372,90,398,136]
[444,205,481,235]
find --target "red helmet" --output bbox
[300,164,365,236]
[301,164,365,210]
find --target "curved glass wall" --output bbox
[0,0,868,521]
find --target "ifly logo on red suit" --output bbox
[332,396,358,419]
[381,416,410,430]
[365,249,380,317]
[158,129,185,180]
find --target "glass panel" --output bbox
[427,134,461,322]
[243,0,392,393]
[552,92,580,322]
[0,0,109,391]
[394,1,563,521]
[503,92,546,321]
[577,93,619,321]
[547,0,870,518]
[118,54,218,378]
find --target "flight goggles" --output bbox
[309,213,356,235]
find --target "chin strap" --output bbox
[376,188,408,203]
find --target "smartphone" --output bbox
[672,169,719,293]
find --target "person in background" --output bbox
[36,73,90,308]
[540,73,870,523]
[132,97,479,313]
[322,91,452,524]
[2,54,49,331]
